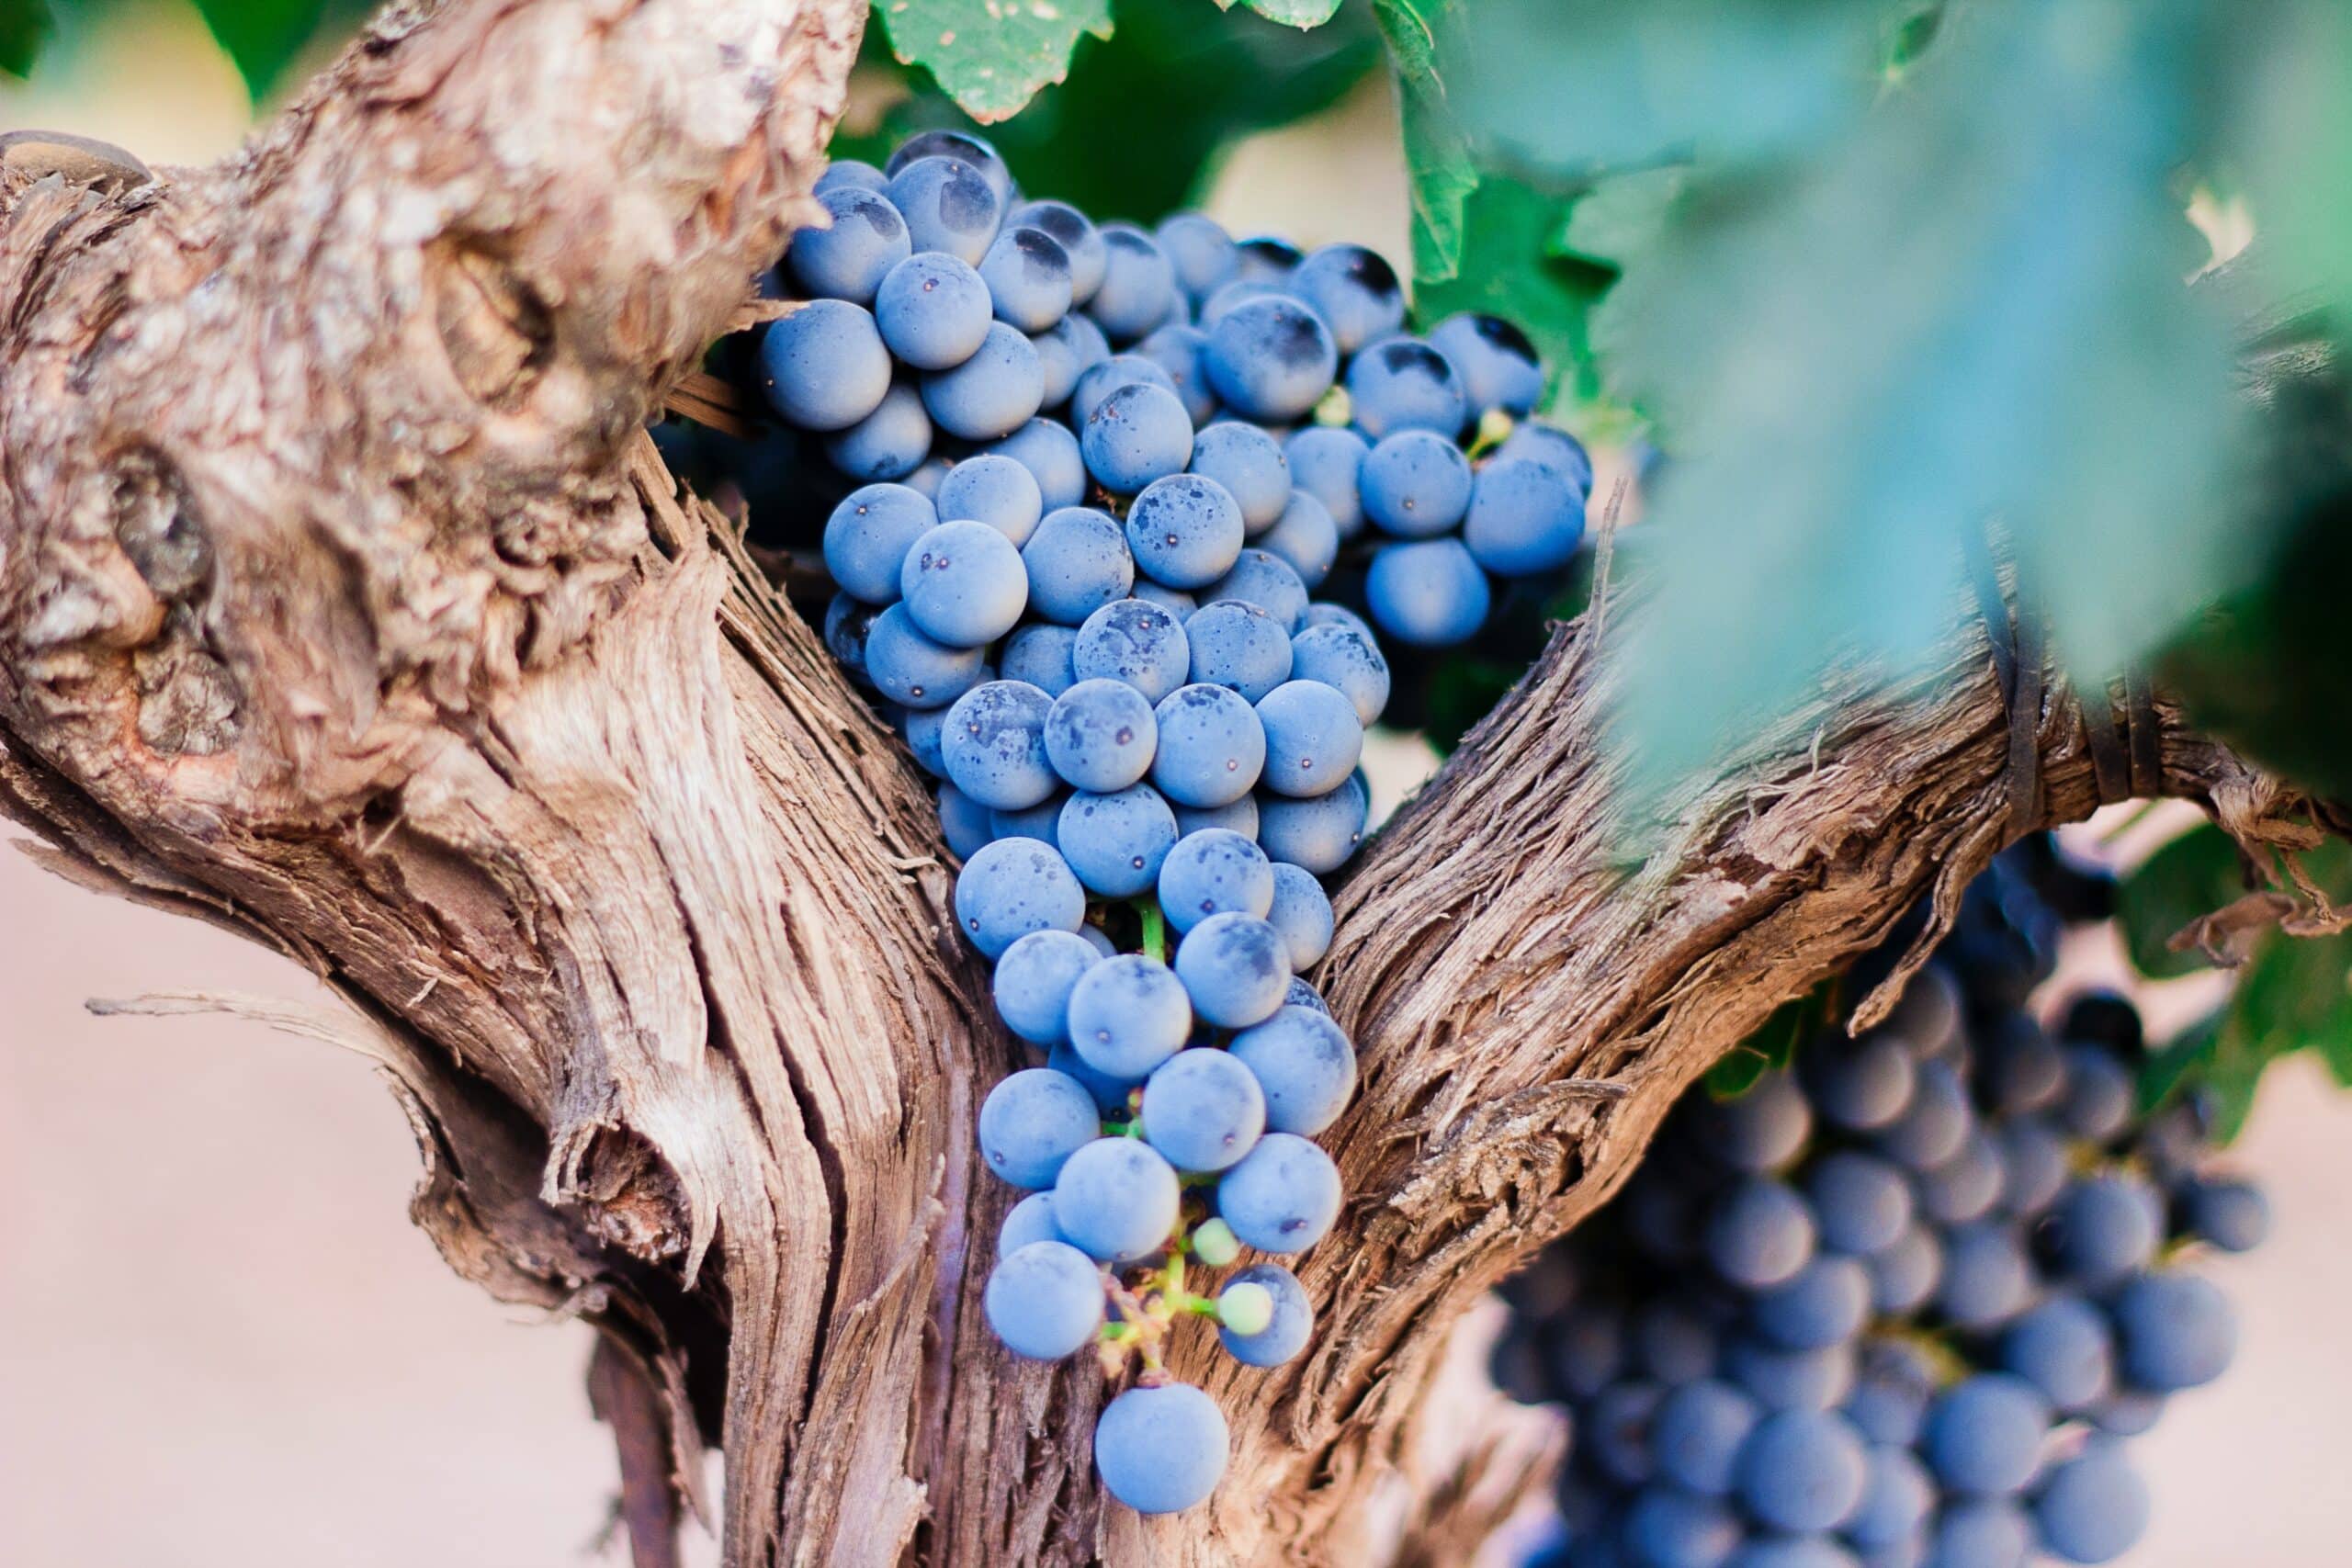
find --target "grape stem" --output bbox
[1137,898,1168,964]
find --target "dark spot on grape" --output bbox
[1115,726,1134,744]
[1130,855,1145,869]
[1012,227,1070,281]
[910,684,926,697]
[854,196,905,242]
[1337,245,1400,300]
[1103,230,1157,258]
[932,160,999,232]
[1379,341,1452,382]
[1470,312,1538,360]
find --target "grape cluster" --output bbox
[728,127,1592,658]
[1494,845,2269,1568]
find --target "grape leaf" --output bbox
[1409,175,1616,418]
[876,0,1115,124]
[191,0,328,99]
[1244,0,1344,28]
[1706,980,1836,1100]
[2116,824,2249,981]
[1593,3,2247,795]
[1371,0,1477,286]
[0,0,51,80]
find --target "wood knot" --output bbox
[0,130,153,195]
[432,240,554,410]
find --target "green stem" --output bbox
[1138,898,1168,965]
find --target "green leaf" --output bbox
[1244,0,1344,28]
[1410,175,1618,417]
[2116,824,2247,980]
[1596,2,2247,794]
[2229,2,2352,330]
[192,0,328,99]
[1558,165,1689,272]
[1372,0,1477,284]
[876,0,1115,124]
[839,0,1379,221]
[1454,0,1900,177]
[0,0,51,80]
[1706,980,1836,1100]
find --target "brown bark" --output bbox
[0,3,2337,1564]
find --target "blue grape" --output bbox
[989,793,1066,849]
[759,300,891,430]
[979,225,1074,333]
[1703,1178,1816,1291]
[998,1190,1065,1258]
[1186,600,1295,701]
[978,1066,1102,1188]
[1927,1499,2031,1568]
[1157,212,1238,298]
[1031,312,1102,409]
[1634,1301,1721,1384]
[1048,1042,1142,1118]
[1993,1115,2068,1218]
[1074,598,1192,703]
[1864,1224,1943,1315]
[1924,1374,2050,1496]
[815,159,888,197]
[935,453,1045,545]
[1010,198,1106,302]
[1361,429,1474,537]
[1151,683,1266,807]
[1052,1135,1182,1262]
[1283,976,1329,1015]
[984,1238,1103,1359]
[993,929,1102,1045]
[1081,380,1194,494]
[2057,1045,2133,1142]
[1067,954,1193,1078]
[1228,1004,1355,1135]
[1845,1341,1935,1447]
[1204,548,1309,632]
[922,320,1044,441]
[1023,507,1136,625]
[1464,455,1588,576]
[1132,580,1199,618]
[1203,295,1339,422]
[2035,1173,2160,1288]
[2111,1269,2235,1390]
[899,519,1028,646]
[2180,1177,2269,1251]
[1289,243,1406,354]
[1367,538,1490,647]
[885,130,1012,205]
[1217,1262,1312,1366]
[865,603,986,708]
[937,783,993,859]
[1551,1304,1627,1402]
[1257,489,1340,587]
[906,457,951,498]
[1804,1033,1918,1134]
[1142,1046,1266,1172]
[825,379,933,481]
[1430,311,1545,417]
[1071,352,1180,423]
[1498,420,1596,491]
[1724,1336,1858,1412]
[1256,769,1368,874]
[1285,426,1369,538]
[1805,1151,1913,1256]
[1127,473,1247,590]
[1216,1131,1341,1253]
[1264,862,1333,968]
[1138,323,1218,424]
[1174,910,1290,1028]
[1255,680,1363,799]
[1094,1382,1227,1515]
[988,417,1089,510]
[1935,1221,2033,1330]
[788,185,911,302]
[954,837,1084,957]
[1197,276,1292,329]
[1976,1015,2064,1115]
[1736,1409,1868,1532]
[1917,1130,2005,1226]
[900,705,950,777]
[1748,1256,1870,1350]
[1702,1072,1813,1172]
[1176,795,1259,840]
[1300,602,1374,637]
[1876,1059,1971,1169]
[942,679,1057,809]
[2031,1439,2148,1564]
[1654,1379,1762,1495]
[886,154,1002,265]
[1288,621,1390,727]
[2085,1389,2165,1437]
[1045,677,1159,792]
[1346,337,1469,439]
[1623,1487,1741,1568]
[1233,234,1303,280]
[1088,223,1179,342]
[874,252,992,370]
[1586,1380,1667,1486]
[1999,1297,2113,1410]
[1058,783,1179,897]
[1000,623,1079,695]
[1190,422,1292,532]
[1847,1446,1933,1549]
[1735,1538,1863,1568]
[1157,829,1274,934]
[822,594,880,687]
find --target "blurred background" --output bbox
[7,2,2352,1565]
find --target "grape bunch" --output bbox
[717,127,1591,656]
[1493,843,2269,1568]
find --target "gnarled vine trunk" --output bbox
[0,3,2336,1563]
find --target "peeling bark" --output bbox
[1,3,2340,1565]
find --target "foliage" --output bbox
[874,0,1114,124]
[1704,978,1838,1099]
[0,0,51,79]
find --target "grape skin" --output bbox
[1072,598,1191,704]
[921,320,1045,441]
[988,417,1089,510]
[864,603,986,709]
[991,929,1102,1046]
[1263,862,1334,968]
[935,453,1045,546]
[1081,380,1194,494]
[1093,1382,1228,1515]
[1345,337,1470,440]
[1057,783,1180,898]
[1173,910,1291,1029]
[788,185,912,304]
[1066,953,1193,1079]
[979,225,1075,334]
[1156,829,1275,935]
[1202,296,1339,423]
[1189,421,1292,532]
[1288,621,1390,726]
[1126,473,1247,590]
[997,1191,1065,1258]
[758,299,892,431]
[1140,1046,1266,1173]
[952,836,1085,958]
[1255,679,1363,799]
[825,380,933,481]
[1256,770,1368,874]
[941,680,1057,810]
[1022,507,1136,626]
[1088,224,1179,343]
[899,520,1029,648]
[1366,538,1491,648]
[885,154,1002,265]
[1150,683,1267,808]
[1204,549,1309,633]
[1185,600,1295,703]
[1044,677,1159,794]
[1216,1132,1342,1253]
[978,1066,1102,1189]
[874,253,993,371]
[999,624,1079,696]
[1256,488,1340,587]
[984,1239,1103,1360]
[1051,1135,1182,1263]
[1227,1005,1356,1135]
[1284,426,1369,538]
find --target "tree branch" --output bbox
[1,5,2338,1565]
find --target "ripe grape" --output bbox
[942,679,1057,809]
[1072,597,1191,703]
[1189,421,1291,532]
[874,252,993,370]
[1156,212,1239,299]
[1263,862,1334,968]
[1284,426,1369,538]
[886,154,1002,265]
[885,130,1013,205]
[1288,243,1406,354]
[1081,380,1193,494]
[1256,489,1340,587]
[978,1066,1102,1189]
[992,929,1102,1045]
[922,320,1044,440]
[1140,1046,1266,1172]
[953,836,1085,957]
[1022,506,1136,625]
[1066,953,1193,1078]
[1366,537,1490,647]
[1736,1410,1868,1532]
[1052,1135,1182,1263]
[1150,683,1266,807]
[2031,1439,2149,1564]
[1093,1382,1227,1515]
[2111,1270,2236,1390]
[1173,911,1290,1029]
[1185,600,1295,701]
[1921,1374,2049,1495]
[984,1239,1104,1359]
[999,623,1079,695]
[988,417,1089,509]
[864,603,986,708]
[1216,1132,1342,1253]
[1227,1005,1356,1135]
[825,379,933,481]
[1043,676,1159,793]
[1202,296,1339,422]
[979,225,1075,333]
[1057,783,1179,897]
[1255,680,1363,798]
[1255,769,1368,874]
[788,185,912,303]
[1010,198,1107,302]
[1430,311,1545,417]
[1138,322,1218,424]
[997,1191,1064,1258]
[1125,473,1246,589]
[1204,549,1309,633]
[1071,351,1180,423]
[935,453,1045,545]
[759,299,892,430]
[1157,829,1275,935]
[1655,1379,1764,1495]
[1088,223,1179,342]
[1464,455,1588,576]
[1288,621,1390,726]
[899,519,1028,647]
[1345,337,1469,439]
